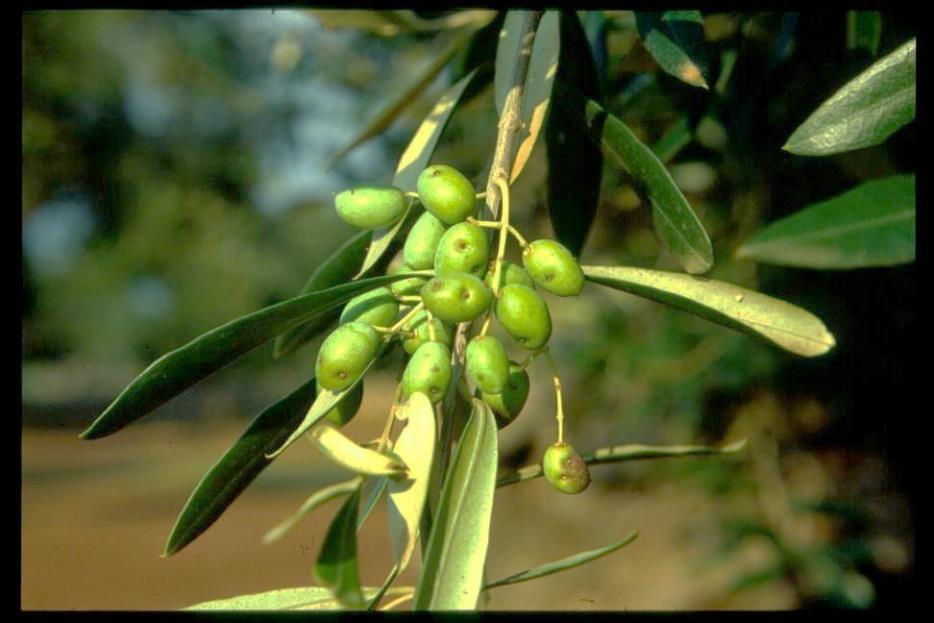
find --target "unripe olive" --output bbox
[542,442,591,494]
[434,222,490,278]
[315,322,381,391]
[319,379,364,427]
[388,261,426,297]
[421,273,492,324]
[339,287,399,328]
[416,165,476,225]
[484,261,535,291]
[401,342,453,404]
[335,186,407,230]
[465,335,510,394]
[402,310,454,355]
[403,212,446,270]
[495,284,552,349]
[480,362,530,428]
[522,239,585,297]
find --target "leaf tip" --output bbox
[722,438,749,453]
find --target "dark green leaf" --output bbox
[545,11,603,256]
[164,378,317,556]
[847,11,882,57]
[784,38,915,155]
[263,478,360,545]
[414,400,498,610]
[494,11,529,115]
[80,273,413,440]
[273,231,371,360]
[485,531,638,589]
[357,476,388,532]
[635,11,709,89]
[737,175,915,269]
[583,265,836,356]
[315,489,365,609]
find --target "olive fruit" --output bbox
[485,260,535,291]
[421,273,492,324]
[339,287,399,328]
[522,239,585,297]
[319,380,364,427]
[465,335,510,394]
[495,284,552,349]
[315,322,381,391]
[480,362,530,428]
[401,342,453,404]
[542,442,591,494]
[416,165,476,225]
[335,186,407,230]
[402,310,454,354]
[434,222,490,277]
[403,212,446,270]
[389,261,426,297]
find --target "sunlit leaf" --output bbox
[387,393,436,570]
[847,11,882,57]
[414,400,498,610]
[635,11,709,89]
[357,475,388,532]
[310,421,407,477]
[583,265,835,356]
[263,478,360,545]
[737,175,915,269]
[273,231,371,360]
[314,489,365,609]
[185,586,413,611]
[494,11,528,115]
[485,531,639,589]
[79,275,415,440]
[784,38,915,155]
[164,378,317,556]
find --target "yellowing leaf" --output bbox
[309,422,407,477]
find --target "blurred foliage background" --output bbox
[22,10,916,610]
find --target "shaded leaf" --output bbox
[366,564,401,611]
[635,11,709,89]
[847,11,882,57]
[164,378,317,556]
[314,489,365,609]
[80,274,413,440]
[307,10,416,36]
[414,400,498,610]
[486,531,639,589]
[545,12,602,256]
[784,38,915,155]
[310,421,408,476]
[737,175,915,269]
[494,11,530,115]
[652,115,692,163]
[583,265,836,356]
[263,478,360,545]
[273,231,371,360]
[357,476,388,532]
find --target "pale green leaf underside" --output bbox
[263,478,359,545]
[185,586,412,611]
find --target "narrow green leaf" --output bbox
[583,265,836,356]
[737,175,915,269]
[366,564,401,611]
[164,378,317,556]
[784,38,915,155]
[80,274,413,440]
[651,115,692,163]
[355,70,477,278]
[263,478,360,545]
[545,11,603,256]
[357,476,388,532]
[556,88,713,273]
[314,489,365,609]
[387,392,436,571]
[273,231,371,360]
[494,11,528,115]
[485,531,639,589]
[185,586,413,611]
[306,10,418,36]
[414,400,498,610]
[635,11,709,89]
[847,11,882,57]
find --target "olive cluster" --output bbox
[325,164,590,494]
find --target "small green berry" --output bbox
[465,335,510,394]
[421,273,492,324]
[315,322,381,391]
[416,165,476,225]
[485,261,535,291]
[402,310,454,354]
[495,284,552,349]
[522,239,585,297]
[319,380,364,427]
[335,186,407,230]
[434,222,490,278]
[401,342,453,404]
[481,362,530,428]
[339,287,399,328]
[403,212,446,270]
[388,261,426,297]
[542,442,590,494]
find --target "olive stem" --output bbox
[489,176,512,299]
[542,348,565,444]
[396,295,422,304]
[381,302,425,337]
[425,308,437,342]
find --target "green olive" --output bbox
[421,272,492,324]
[542,442,590,494]
[335,186,407,230]
[434,222,490,278]
[315,322,381,391]
[402,310,454,354]
[388,261,426,297]
[319,380,364,427]
[484,260,535,291]
[403,212,446,270]
[339,287,399,328]
[465,335,510,394]
[480,362,530,428]
[416,165,476,225]
[495,284,552,349]
[401,342,453,404]
[522,239,585,297]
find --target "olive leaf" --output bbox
[309,422,408,477]
[494,11,530,116]
[651,115,692,163]
[847,11,882,57]
[357,475,388,532]
[584,265,836,357]
[784,38,915,156]
[314,489,365,609]
[635,11,709,89]
[263,478,360,545]
[184,585,412,611]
